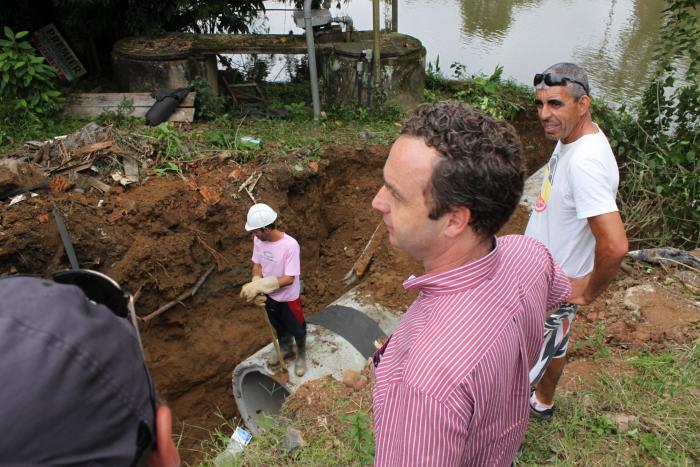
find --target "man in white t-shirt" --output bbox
[525,63,628,420]
[240,203,307,376]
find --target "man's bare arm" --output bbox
[569,211,628,305]
[252,263,262,279]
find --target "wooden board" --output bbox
[65,92,196,122]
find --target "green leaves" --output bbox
[449,63,529,120]
[0,26,62,120]
[594,0,699,250]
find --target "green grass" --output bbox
[0,114,90,152]
[202,412,375,467]
[520,341,700,466]
[183,108,401,166]
[183,341,699,466]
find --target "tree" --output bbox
[0,0,266,75]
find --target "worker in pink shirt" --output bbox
[240,203,307,376]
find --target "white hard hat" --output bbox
[245,203,278,231]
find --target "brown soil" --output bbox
[2,117,697,464]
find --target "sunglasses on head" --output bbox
[533,73,589,95]
[52,269,157,466]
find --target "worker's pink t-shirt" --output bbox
[252,233,301,302]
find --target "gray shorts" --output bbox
[529,303,578,385]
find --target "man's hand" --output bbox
[568,275,592,305]
[569,212,628,306]
[240,276,280,302]
[254,294,267,307]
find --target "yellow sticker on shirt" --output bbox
[535,154,560,213]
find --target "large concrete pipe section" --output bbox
[232,289,400,434]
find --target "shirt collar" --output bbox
[403,237,501,294]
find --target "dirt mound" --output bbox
[0,142,391,463]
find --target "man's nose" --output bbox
[372,186,389,213]
[539,104,552,120]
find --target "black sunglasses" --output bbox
[52,269,157,466]
[372,334,392,369]
[534,73,589,95]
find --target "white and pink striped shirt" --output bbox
[373,235,570,466]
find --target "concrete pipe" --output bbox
[232,289,400,434]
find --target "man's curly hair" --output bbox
[402,100,524,237]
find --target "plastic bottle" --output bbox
[214,426,252,466]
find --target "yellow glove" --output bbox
[254,294,267,307]
[240,276,280,302]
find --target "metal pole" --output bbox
[392,0,398,32]
[372,0,382,95]
[52,208,80,270]
[304,0,321,122]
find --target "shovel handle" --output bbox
[261,307,288,373]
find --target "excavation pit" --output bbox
[0,133,548,463]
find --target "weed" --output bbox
[283,101,307,118]
[191,75,226,120]
[146,122,188,174]
[204,129,237,150]
[449,64,532,120]
[584,322,611,358]
[339,411,375,466]
[425,56,444,90]
[593,0,699,250]
[590,414,615,436]
[521,342,700,465]
[96,98,141,128]
[154,161,182,177]
[423,88,438,102]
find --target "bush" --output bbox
[595,0,699,249]
[0,26,65,146]
[423,60,534,120]
[0,26,62,119]
[191,75,226,120]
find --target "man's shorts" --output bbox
[529,303,578,385]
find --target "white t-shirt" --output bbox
[252,233,301,302]
[525,128,619,278]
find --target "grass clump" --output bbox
[520,342,700,465]
[424,58,533,121]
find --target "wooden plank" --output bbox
[66,92,195,107]
[66,106,194,122]
[65,92,195,122]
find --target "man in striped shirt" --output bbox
[371,101,571,466]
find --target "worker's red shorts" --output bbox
[287,298,304,326]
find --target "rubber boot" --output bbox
[294,335,307,376]
[270,335,294,365]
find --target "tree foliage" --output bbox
[0,0,266,75]
[597,0,699,248]
[0,26,63,146]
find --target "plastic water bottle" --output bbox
[214,426,252,466]
[239,136,261,149]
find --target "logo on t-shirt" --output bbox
[263,251,276,262]
[535,153,560,213]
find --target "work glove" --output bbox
[240,276,280,302]
[254,294,267,307]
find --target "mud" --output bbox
[0,143,390,462]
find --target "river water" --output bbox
[262,0,669,103]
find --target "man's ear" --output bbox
[148,405,181,467]
[443,206,471,238]
[578,94,590,116]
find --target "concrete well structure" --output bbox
[112,30,425,110]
